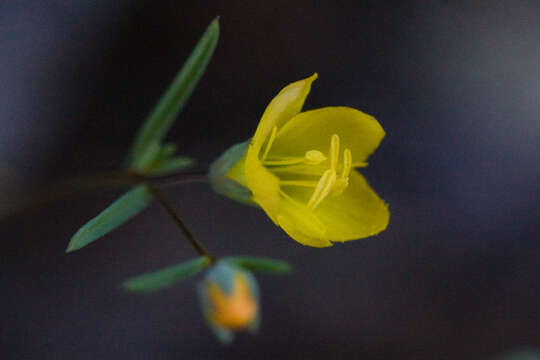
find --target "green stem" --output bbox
[1,170,208,220]
[145,183,215,263]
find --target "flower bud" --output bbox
[198,261,260,343]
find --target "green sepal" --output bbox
[208,141,255,206]
[223,256,293,274]
[66,185,152,253]
[209,325,234,345]
[123,256,211,293]
[127,17,220,170]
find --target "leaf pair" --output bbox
[126,18,219,172]
[67,18,220,253]
[123,256,292,293]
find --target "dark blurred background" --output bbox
[1,1,539,359]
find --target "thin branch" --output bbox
[1,171,207,220]
[145,183,215,263]
[149,173,209,188]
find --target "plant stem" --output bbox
[145,183,215,263]
[1,171,208,220]
[153,173,209,188]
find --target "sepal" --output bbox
[208,141,256,206]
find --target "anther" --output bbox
[307,169,337,210]
[330,134,340,171]
[332,148,352,196]
[304,150,327,165]
[342,148,352,179]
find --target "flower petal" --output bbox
[283,171,389,242]
[317,171,389,241]
[278,214,332,247]
[245,145,281,223]
[277,195,331,247]
[251,74,318,153]
[270,107,385,163]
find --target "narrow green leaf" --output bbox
[127,18,220,170]
[66,185,152,252]
[132,141,161,172]
[147,156,195,176]
[157,142,178,159]
[123,256,210,293]
[224,256,293,274]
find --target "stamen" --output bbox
[332,148,352,196]
[341,148,352,179]
[353,161,368,168]
[280,180,319,187]
[261,126,277,161]
[262,158,304,166]
[307,169,337,210]
[304,150,327,165]
[330,134,340,171]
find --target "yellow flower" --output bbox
[199,262,260,343]
[226,74,389,247]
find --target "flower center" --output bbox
[261,128,358,210]
[305,134,352,210]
